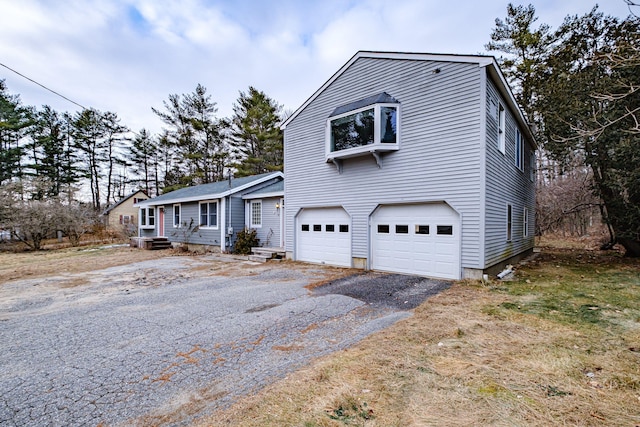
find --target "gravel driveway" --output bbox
[0,254,450,426]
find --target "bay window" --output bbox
[326,92,400,164]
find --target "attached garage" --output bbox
[296,207,351,267]
[370,203,461,279]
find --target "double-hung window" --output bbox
[326,92,400,161]
[529,150,536,182]
[498,103,506,154]
[173,204,181,227]
[523,207,529,238]
[250,201,262,228]
[515,129,524,171]
[199,201,218,228]
[140,207,155,229]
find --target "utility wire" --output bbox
[0,61,87,110]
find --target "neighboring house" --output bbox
[103,190,148,234]
[281,51,536,280]
[134,172,283,252]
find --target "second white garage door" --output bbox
[371,203,461,279]
[296,207,351,267]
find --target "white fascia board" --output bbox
[136,195,221,207]
[482,59,538,149]
[281,51,495,130]
[218,172,284,198]
[242,191,284,200]
[135,172,284,207]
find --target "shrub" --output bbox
[233,227,259,255]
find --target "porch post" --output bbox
[220,197,226,253]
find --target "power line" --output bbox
[0,61,87,110]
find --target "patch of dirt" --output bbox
[0,245,185,285]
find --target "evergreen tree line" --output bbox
[0,82,283,210]
[486,3,640,256]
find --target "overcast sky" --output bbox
[0,0,635,135]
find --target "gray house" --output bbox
[281,51,536,280]
[135,172,284,252]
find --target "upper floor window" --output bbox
[326,92,400,161]
[515,129,524,171]
[498,103,506,154]
[529,150,536,182]
[199,201,218,228]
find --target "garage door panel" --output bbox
[371,204,461,280]
[297,208,351,267]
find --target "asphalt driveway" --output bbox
[0,255,450,426]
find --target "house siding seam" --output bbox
[484,78,536,267]
[285,57,484,268]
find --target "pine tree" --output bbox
[538,9,640,256]
[128,129,157,196]
[0,80,32,186]
[153,84,228,187]
[229,86,283,177]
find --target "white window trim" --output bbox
[173,203,181,228]
[250,200,262,228]
[326,103,401,161]
[515,129,524,171]
[523,207,529,238]
[199,200,219,229]
[140,207,155,230]
[506,203,513,242]
[529,150,536,182]
[498,103,506,154]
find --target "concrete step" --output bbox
[150,241,172,250]
[141,237,172,250]
[248,254,269,263]
[251,247,286,259]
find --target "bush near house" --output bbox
[233,228,259,255]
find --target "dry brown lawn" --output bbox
[2,237,638,426]
[197,240,640,427]
[0,243,184,285]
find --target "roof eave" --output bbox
[483,60,538,149]
[280,51,496,130]
[242,191,284,200]
[134,172,284,207]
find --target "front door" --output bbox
[158,207,165,237]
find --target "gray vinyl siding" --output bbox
[228,194,245,249]
[245,197,281,247]
[484,78,535,267]
[285,57,485,268]
[169,201,222,246]
[137,176,283,251]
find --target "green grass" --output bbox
[490,249,640,330]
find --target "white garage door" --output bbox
[296,207,351,267]
[371,204,460,279]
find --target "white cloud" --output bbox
[0,0,635,137]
